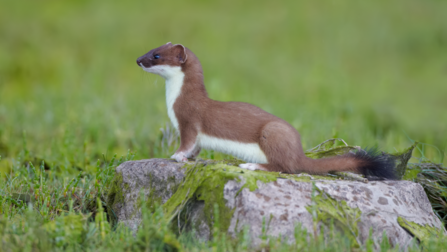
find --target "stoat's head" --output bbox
[137,42,187,79]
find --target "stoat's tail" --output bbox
[301,148,397,180]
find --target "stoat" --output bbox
[137,42,396,179]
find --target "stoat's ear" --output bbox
[173,44,187,64]
[166,42,172,45]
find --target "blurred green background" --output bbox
[1,0,446,173]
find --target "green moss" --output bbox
[392,142,417,179]
[306,185,362,247]
[397,216,443,245]
[403,165,422,181]
[106,172,126,225]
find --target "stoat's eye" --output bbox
[153,54,160,59]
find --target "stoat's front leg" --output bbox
[171,144,200,162]
[171,127,200,162]
[171,152,188,162]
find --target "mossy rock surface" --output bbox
[108,157,445,248]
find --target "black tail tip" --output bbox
[354,148,397,180]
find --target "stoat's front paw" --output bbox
[171,152,188,163]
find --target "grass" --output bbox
[0,0,447,250]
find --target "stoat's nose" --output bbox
[137,55,151,68]
[137,55,148,67]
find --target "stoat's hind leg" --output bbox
[258,121,303,173]
[239,163,268,171]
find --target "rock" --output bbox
[107,158,186,232]
[107,159,445,248]
[224,179,439,248]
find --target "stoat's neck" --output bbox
[179,57,208,99]
[164,61,208,130]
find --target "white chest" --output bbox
[139,64,185,131]
[164,70,185,131]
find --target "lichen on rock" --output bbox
[306,184,362,247]
[106,172,126,225]
[397,216,443,246]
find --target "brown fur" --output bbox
[137,43,375,175]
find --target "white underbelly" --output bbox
[197,133,268,163]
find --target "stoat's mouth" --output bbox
[136,57,150,68]
[140,64,154,73]
[138,64,182,80]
